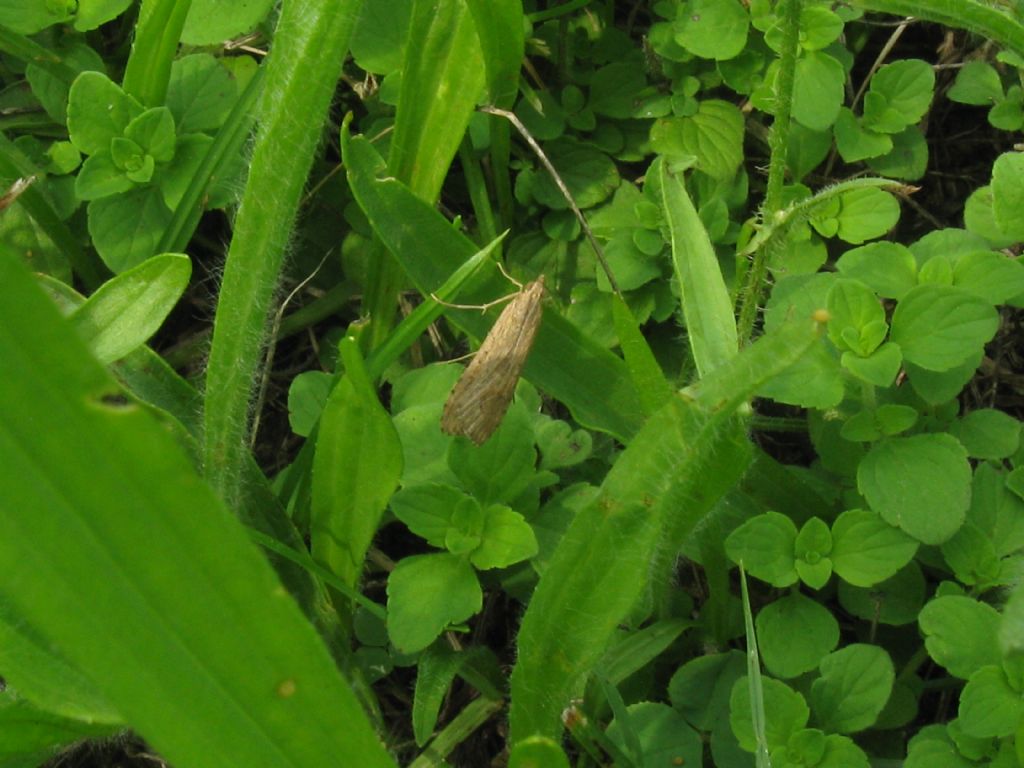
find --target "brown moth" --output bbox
[441,276,546,445]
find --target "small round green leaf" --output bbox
[674,0,749,60]
[919,595,1002,679]
[858,433,971,545]
[470,505,538,570]
[831,509,918,587]
[838,562,925,626]
[386,553,482,654]
[836,242,917,300]
[730,676,809,752]
[725,511,798,587]
[757,592,839,678]
[793,51,845,130]
[953,409,1022,460]
[810,645,894,734]
[890,285,999,372]
[958,665,1024,738]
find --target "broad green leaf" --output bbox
[833,108,893,162]
[725,511,799,587]
[181,0,275,45]
[350,0,413,73]
[782,732,871,768]
[386,553,482,654]
[836,241,917,299]
[611,294,673,416]
[287,370,333,437]
[389,0,483,202]
[941,522,1001,587]
[674,0,749,60]
[312,337,403,590]
[757,593,839,679]
[826,278,886,356]
[831,509,918,587]
[841,342,902,387]
[958,666,1024,738]
[448,402,537,506]
[535,418,593,470]
[67,71,143,155]
[798,5,844,50]
[963,185,1020,249]
[650,100,745,180]
[390,483,467,548]
[810,645,894,734]
[858,433,971,545]
[919,595,1002,679]
[759,341,845,408]
[730,676,809,752]
[952,409,1022,460]
[0,0,73,33]
[948,60,1004,106]
[342,131,645,441]
[905,352,981,405]
[0,609,121,724]
[510,316,826,742]
[165,54,238,133]
[75,152,135,200]
[589,62,648,118]
[669,650,746,732]
[891,285,999,371]
[87,186,172,272]
[412,645,468,746]
[835,187,901,244]
[0,249,397,768]
[971,463,1024,558]
[124,107,176,162]
[599,619,694,688]
[661,161,738,376]
[466,0,523,108]
[952,250,1024,304]
[471,505,538,569]
[69,253,191,365]
[838,562,925,627]
[862,59,935,133]
[904,725,974,768]
[0,692,115,768]
[795,516,833,589]
[606,702,703,767]
[74,0,134,31]
[793,51,845,131]
[866,124,927,182]
[991,152,1024,240]
[529,137,619,210]
[508,736,571,768]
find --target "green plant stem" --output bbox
[122,0,194,106]
[736,0,802,345]
[458,136,498,244]
[0,25,79,84]
[202,0,362,506]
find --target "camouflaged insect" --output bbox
[441,277,545,445]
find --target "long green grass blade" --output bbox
[0,249,396,768]
[661,162,738,376]
[509,315,826,742]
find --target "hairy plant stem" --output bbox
[202,0,362,506]
[736,0,802,345]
